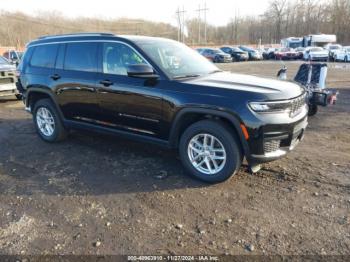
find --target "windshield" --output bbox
[232,47,243,52]
[239,46,254,52]
[0,56,10,65]
[212,49,223,54]
[289,42,302,48]
[137,39,218,79]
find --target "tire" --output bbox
[308,104,318,116]
[33,98,67,142]
[345,56,348,63]
[179,120,242,183]
[15,94,22,100]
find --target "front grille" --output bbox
[289,93,306,117]
[0,78,13,85]
[264,139,281,153]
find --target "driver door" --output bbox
[95,42,163,137]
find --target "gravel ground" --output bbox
[0,61,349,256]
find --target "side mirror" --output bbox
[127,64,159,79]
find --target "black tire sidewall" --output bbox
[33,99,62,142]
[179,120,242,183]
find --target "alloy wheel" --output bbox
[36,107,55,137]
[187,133,226,175]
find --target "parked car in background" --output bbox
[264,48,278,60]
[18,33,308,183]
[295,47,305,59]
[200,48,232,63]
[324,44,342,61]
[195,48,205,54]
[0,56,21,99]
[274,48,299,60]
[220,46,249,62]
[334,46,350,62]
[3,50,23,65]
[303,47,328,61]
[260,48,271,59]
[238,46,262,60]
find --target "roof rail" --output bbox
[38,32,115,40]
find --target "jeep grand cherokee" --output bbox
[18,33,308,183]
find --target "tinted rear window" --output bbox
[30,44,58,68]
[64,43,98,72]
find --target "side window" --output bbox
[30,44,58,68]
[64,42,98,72]
[102,42,146,75]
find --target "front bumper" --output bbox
[217,56,232,63]
[247,115,308,164]
[311,56,328,61]
[282,55,298,60]
[0,83,17,97]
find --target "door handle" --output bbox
[50,74,61,80]
[100,80,113,87]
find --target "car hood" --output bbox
[187,72,304,100]
[310,50,328,56]
[0,64,15,71]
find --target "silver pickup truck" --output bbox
[0,56,21,99]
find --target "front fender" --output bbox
[168,107,251,158]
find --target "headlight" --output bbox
[249,93,307,115]
[249,101,291,113]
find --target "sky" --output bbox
[0,0,271,26]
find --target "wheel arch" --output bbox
[26,87,65,121]
[168,108,250,157]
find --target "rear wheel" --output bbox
[179,120,242,183]
[33,99,67,142]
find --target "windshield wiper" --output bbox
[172,74,201,79]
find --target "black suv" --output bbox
[18,33,308,183]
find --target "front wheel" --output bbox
[179,120,242,183]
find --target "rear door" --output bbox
[53,42,100,122]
